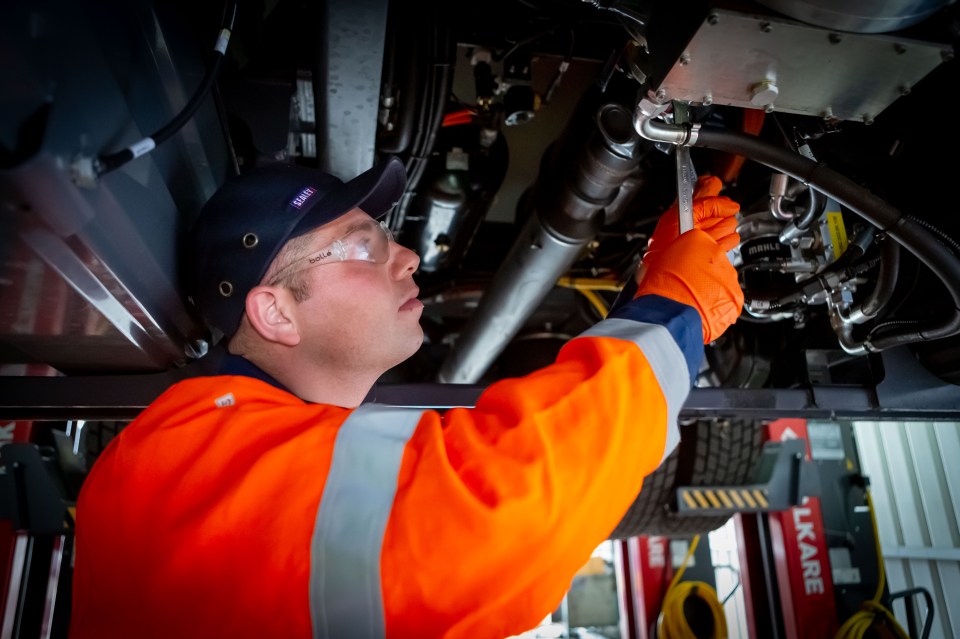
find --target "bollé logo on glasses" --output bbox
[290,186,317,209]
[308,250,334,264]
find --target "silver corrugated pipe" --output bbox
[437,103,646,383]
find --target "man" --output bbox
[70,156,743,638]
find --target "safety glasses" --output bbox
[268,219,394,284]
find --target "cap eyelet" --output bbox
[218,281,234,297]
[242,233,259,248]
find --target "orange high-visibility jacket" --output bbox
[70,294,702,639]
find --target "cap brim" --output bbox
[292,156,406,237]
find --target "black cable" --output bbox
[543,27,575,104]
[693,125,960,350]
[713,563,741,606]
[907,215,960,258]
[492,23,565,62]
[859,237,899,319]
[393,1,455,231]
[95,2,237,176]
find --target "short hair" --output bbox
[261,231,316,303]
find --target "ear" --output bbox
[244,285,302,347]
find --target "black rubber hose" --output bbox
[908,215,960,258]
[394,2,455,227]
[96,2,238,176]
[693,125,960,349]
[860,237,900,319]
[377,6,418,155]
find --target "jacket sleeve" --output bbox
[381,294,702,638]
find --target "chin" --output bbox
[389,329,425,370]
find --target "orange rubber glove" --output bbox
[645,175,741,255]
[636,229,744,344]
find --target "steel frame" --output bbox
[0,346,958,422]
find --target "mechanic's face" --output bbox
[292,208,423,373]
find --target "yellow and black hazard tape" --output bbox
[678,486,772,513]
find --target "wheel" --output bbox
[609,418,765,539]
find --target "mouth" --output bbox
[400,288,423,312]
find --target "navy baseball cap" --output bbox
[189,157,407,338]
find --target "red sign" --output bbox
[622,535,670,638]
[766,419,838,639]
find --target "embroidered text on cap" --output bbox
[290,186,318,209]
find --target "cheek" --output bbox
[307,270,390,325]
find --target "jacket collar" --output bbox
[219,353,291,394]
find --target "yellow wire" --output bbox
[657,535,729,639]
[556,276,623,292]
[556,277,619,318]
[577,289,609,318]
[833,489,912,639]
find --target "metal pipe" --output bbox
[769,173,794,221]
[438,103,646,383]
[632,99,697,146]
[829,295,868,356]
[633,104,960,351]
[437,216,591,383]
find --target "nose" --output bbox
[390,240,420,278]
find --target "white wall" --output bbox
[852,420,960,639]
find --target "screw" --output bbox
[828,33,842,45]
[703,94,713,106]
[862,114,874,126]
[899,84,912,96]
[822,107,834,120]
[707,13,719,25]
[764,104,775,113]
[185,339,209,359]
[942,50,954,62]
[894,43,907,55]
[655,88,667,101]
[759,21,772,33]
[679,53,691,66]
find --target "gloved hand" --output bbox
[635,229,744,344]
[645,175,740,257]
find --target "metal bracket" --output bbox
[674,438,821,515]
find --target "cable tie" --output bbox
[128,138,156,159]
[214,28,232,55]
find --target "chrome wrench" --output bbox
[673,102,697,235]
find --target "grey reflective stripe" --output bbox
[579,318,688,463]
[310,404,423,639]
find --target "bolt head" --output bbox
[707,13,719,25]
[750,80,779,107]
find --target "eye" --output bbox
[352,235,376,260]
